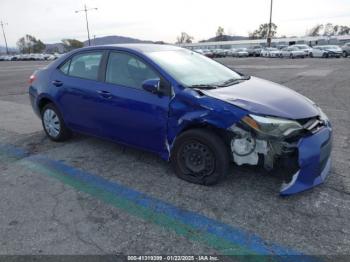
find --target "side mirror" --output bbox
[142,79,161,94]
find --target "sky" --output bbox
[0,0,349,46]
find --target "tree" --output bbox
[336,25,350,35]
[249,23,277,39]
[176,32,194,44]
[307,24,324,36]
[17,35,45,53]
[323,23,335,36]
[307,24,350,36]
[61,39,84,52]
[216,26,225,37]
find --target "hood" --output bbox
[203,77,319,119]
[327,48,342,52]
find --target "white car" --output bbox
[261,47,281,57]
[281,46,305,58]
[293,44,313,56]
[232,48,249,57]
[310,45,342,58]
[310,46,328,58]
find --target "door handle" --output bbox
[97,90,112,99]
[52,80,63,87]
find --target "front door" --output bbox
[95,51,170,154]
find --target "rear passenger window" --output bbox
[106,52,160,89]
[68,52,103,80]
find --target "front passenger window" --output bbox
[106,52,160,89]
[68,52,103,81]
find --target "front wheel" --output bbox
[343,51,348,58]
[309,52,313,58]
[171,129,230,186]
[41,103,72,142]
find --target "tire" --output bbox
[309,52,313,58]
[323,53,329,58]
[343,51,348,58]
[170,129,230,186]
[41,103,72,142]
[290,54,294,59]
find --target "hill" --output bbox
[200,35,249,42]
[84,35,154,46]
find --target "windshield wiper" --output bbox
[218,75,251,87]
[240,75,251,80]
[189,84,218,90]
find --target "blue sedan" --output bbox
[28,44,332,196]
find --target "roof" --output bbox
[83,43,182,53]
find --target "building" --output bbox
[180,35,350,50]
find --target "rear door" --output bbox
[51,51,106,135]
[94,51,170,154]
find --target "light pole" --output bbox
[75,4,98,46]
[0,21,9,54]
[267,0,273,47]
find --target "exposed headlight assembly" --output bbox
[241,114,303,138]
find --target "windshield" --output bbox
[148,49,242,87]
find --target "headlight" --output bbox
[240,114,303,138]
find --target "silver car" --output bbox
[341,42,350,57]
[293,44,313,56]
[311,45,342,58]
[281,46,305,58]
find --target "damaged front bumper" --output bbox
[280,126,332,196]
[229,120,332,196]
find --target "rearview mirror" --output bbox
[142,79,161,94]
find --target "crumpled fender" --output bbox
[280,127,332,196]
[162,88,247,160]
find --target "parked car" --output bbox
[246,46,262,57]
[28,44,332,196]
[309,46,329,58]
[211,49,226,58]
[202,49,214,58]
[293,44,313,56]
[232,48,249,57]
[311,45,342,58]
[276,44,288,50]
[322,45,342,58]
[226,48,237,57]
[281,46,305,58]
[261,47,281,57]
[341,42,350,57]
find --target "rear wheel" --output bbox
[343,51,348,58]
[309,52,313,58]
[41,103,72,142]
[323,53,329,58]
[171,129,230,186]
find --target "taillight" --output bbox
[28,74,36,85]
